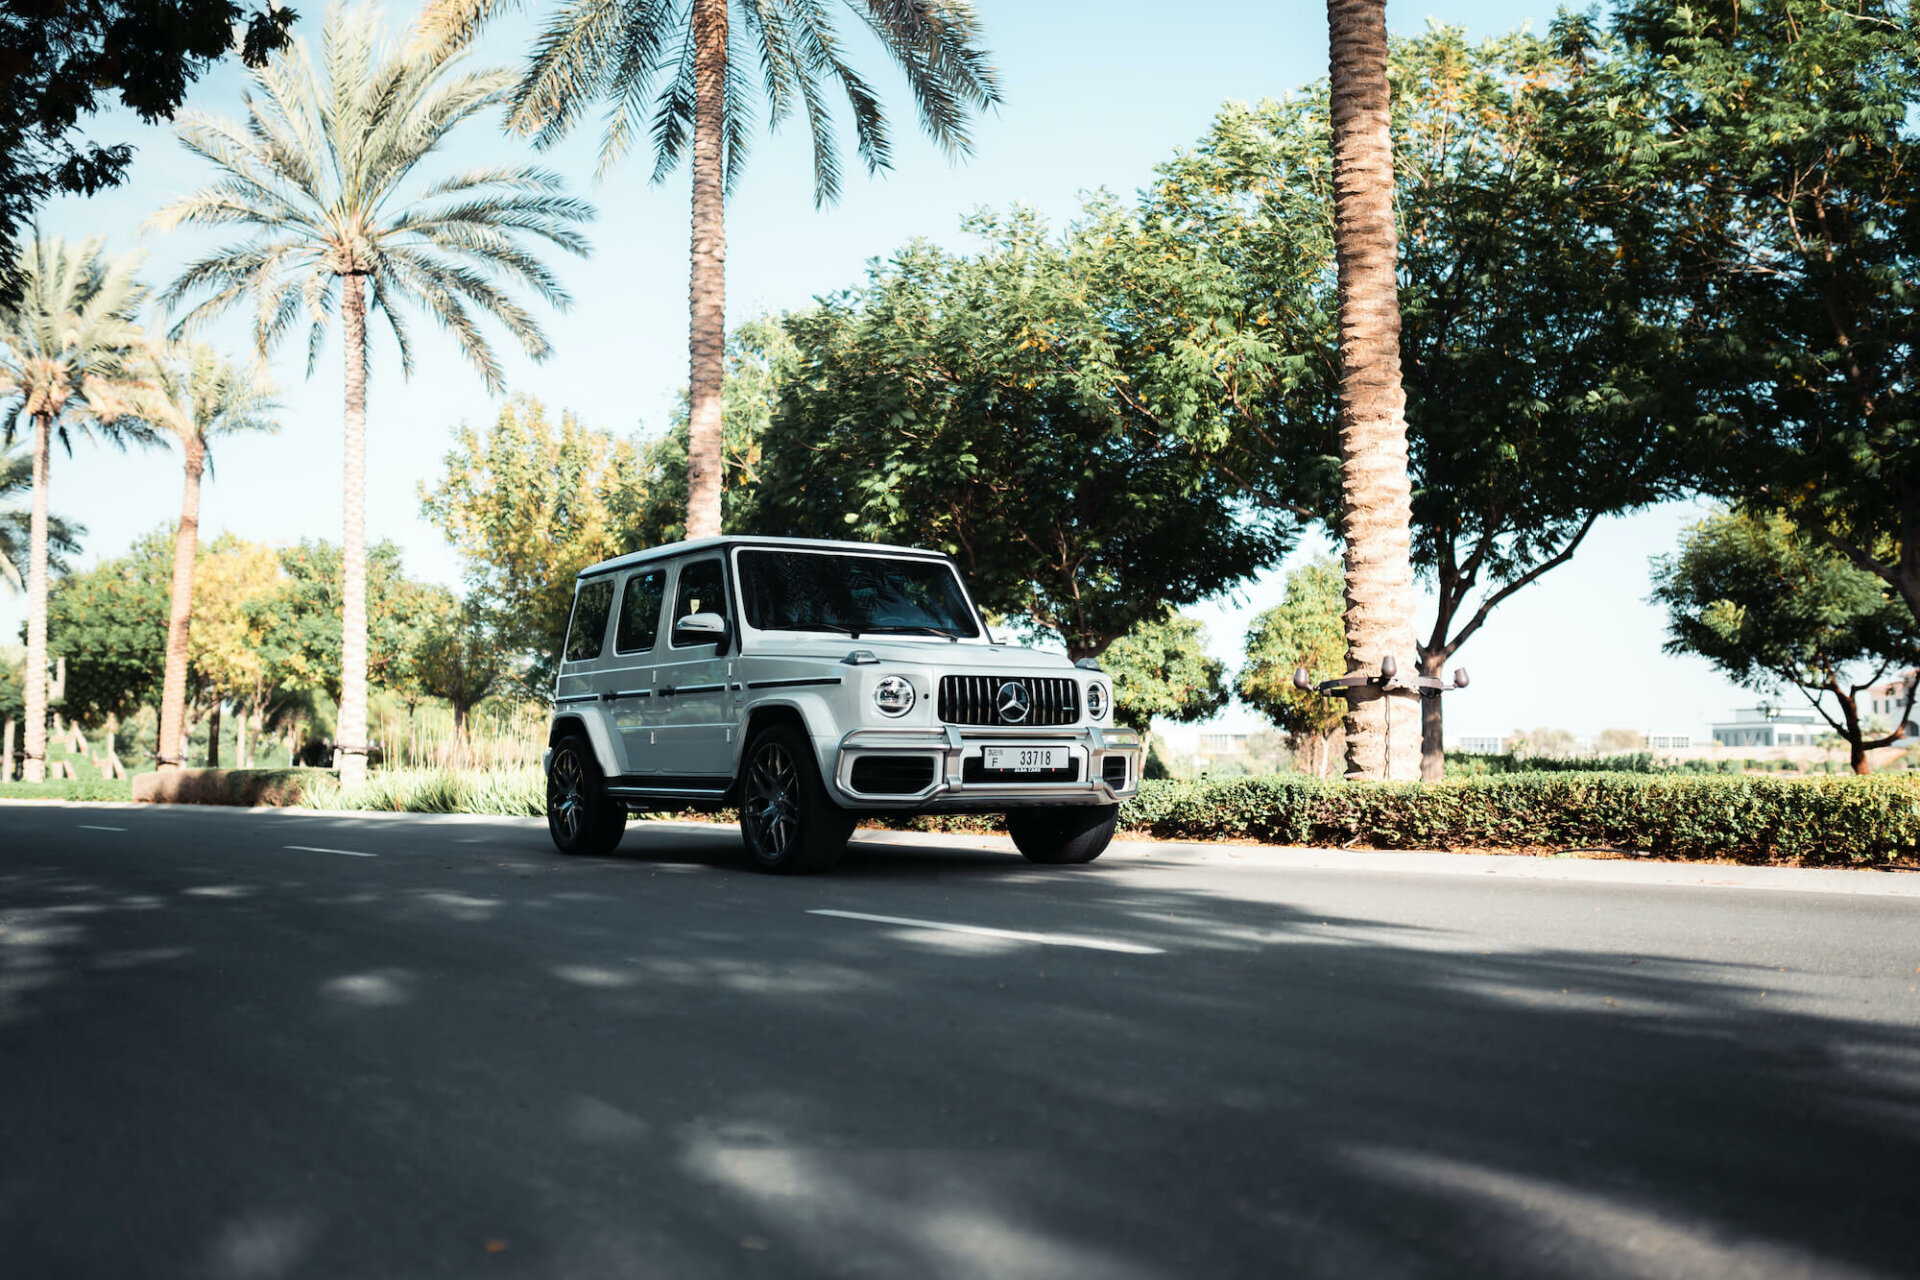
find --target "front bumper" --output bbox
[831,724,1142,811]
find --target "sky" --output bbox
[1,0,1758,743]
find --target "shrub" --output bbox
[279,766,1919,867]
[1120,772,1919,865]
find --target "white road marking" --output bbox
[284,844,378,859]
[78,824,127,832]
[808,908,1164,955]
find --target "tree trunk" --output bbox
[157,442,206,771]
[1419,651,1445,781]
[683,0,729,541]
[1327,0,1421,782]
[206,701,222,768]
[2,716,13,781]
[21,411,51,783]
[338,271,372,786]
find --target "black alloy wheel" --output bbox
[740,724,853,874]
[547,734,626,855]
[1005,804,1118,865]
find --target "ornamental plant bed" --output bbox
[132,768,334,808]
[1115,774,1920,867]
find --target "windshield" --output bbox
[736,549,981,639]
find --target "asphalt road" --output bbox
[2,805,1916,1280]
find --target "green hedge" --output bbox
[1119,773,1920,865]
[278,767,1920,866]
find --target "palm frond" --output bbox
[151,2,592,392]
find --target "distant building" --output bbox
[1648,733,1693,751]
[1195,732,1250,758]
[1451,736,1504,755]
[1861,669,1918,739]
[1711,706,1824,748]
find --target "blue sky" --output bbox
[2,0,1754,742]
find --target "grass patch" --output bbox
[0,776,135,802]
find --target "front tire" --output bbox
[547,734,626,856]
[1006,805,1117,865]
[739,725,853,874]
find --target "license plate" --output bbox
[982,746,1068,773]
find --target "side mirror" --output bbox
[673,611,728,646]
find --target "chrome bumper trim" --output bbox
[833,725,1142,808]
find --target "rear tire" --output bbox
[1006,805,1117,865]
[547,734,626,856]
[739,725,853,874]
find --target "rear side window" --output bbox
[671,559,729,647]
[615,569,666,653]
[563,579,615,662]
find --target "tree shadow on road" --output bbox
[1,818,1916,1279]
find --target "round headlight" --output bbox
[874,675,916,717]
[1086,682,1109,720]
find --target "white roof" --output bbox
[576,534,947,579]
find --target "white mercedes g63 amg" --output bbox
[543,536,1142,872]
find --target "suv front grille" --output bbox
[938,676,1079,726]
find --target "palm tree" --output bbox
[413,0,1000,540]
[151,343,279,772]
[0,235,163,783]
[150,3,593,785]
[1327,0,1420,781]
[0,442,84,593]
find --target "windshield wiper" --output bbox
[763,621,862,638]
[865,624,964,641]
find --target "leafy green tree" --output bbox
[757,210,1300,660]
[153,343,278,770]
[408,595,508,758]
[1100,611,1229,743]
[0,442,83,592]
[420,395,650,681]
[1579,1,1920,639]
[1237,557,1348,778]
[1653,509,1915,774]
[151,4,593,783]
[1154,26,1693,780]
[42,531,171,730]
[0,234,165,780]
[190,535,287,768]
[0,0,293,292]
[249,540,429,709]
[414,0,1000,541]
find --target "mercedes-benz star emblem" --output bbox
[996,681,1031,724]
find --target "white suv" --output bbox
[543,536,1142,872]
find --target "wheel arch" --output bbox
[548,710,621,778]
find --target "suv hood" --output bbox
[744,634,1076,672]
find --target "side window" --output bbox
[670,558,728,647]
[563,579,615,663]
[615,569,666,654]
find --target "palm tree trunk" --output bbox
[338,271,372,786]
[683,0,729,541]
[157,442,206,772]
[21,411,51,783]
[1328,0,1420,782]
[206,701,222,768]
